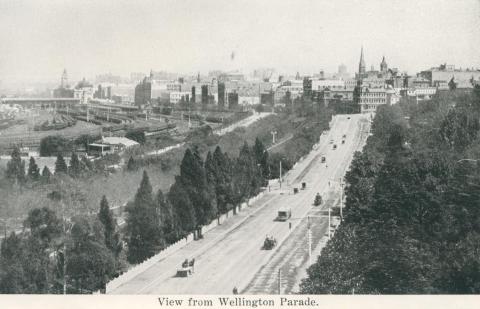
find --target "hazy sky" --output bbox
[0,0,479,83]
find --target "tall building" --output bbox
[134,77,152,107]
[303,77,312,98]
[61,69,68,88]
[53,69,74,98]
[74,78,94,104]
[201,85,209,105]
[228,91,239,109]
[380,56,388,73]
[358,47,366,76]
[218,82,226,108]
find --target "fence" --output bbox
[105,190,266,293]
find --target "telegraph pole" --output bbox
[279,160,282,189]
[307,216,312,266]
[62,200,67,295]
[328,207,331,240]
[278,269,282,294]
[339,178,344,221]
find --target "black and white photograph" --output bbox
[0,0,479,305]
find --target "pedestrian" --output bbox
[289,222,292,230]
[233,287,238,294]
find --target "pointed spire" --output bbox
[358,46,366,75]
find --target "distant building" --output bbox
[94,84,112,99]
[358,87,386,114]
[303,78,312,98]
[130,72,147,83]
[218,82,226,108]
[134,77,152,107]
[201,85,209,105]
[53,69,74,98]
[418,64,480,88]
[191,86,196,104]
[261,91,274,106]
[74,78,94,104]
[227,92,239,109]
[169,91,190,104]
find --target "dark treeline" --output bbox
[0,196,123,293]
[124,139,269,264]
[4,148,119,189]
[301,86,480,294]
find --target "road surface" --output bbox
[108,114,369,294]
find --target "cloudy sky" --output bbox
[0,0,479,83]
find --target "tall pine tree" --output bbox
[98,195,122,258]
[54,153,68,174]
[6,147,26,185]
[68,152,82,177]
[41,166,52,182]
[156,189,177,243]
[168,177,196,237]
[253,138,269,184]
[27,156,40,181]
[179,148,217,228]
[125,171,164,264]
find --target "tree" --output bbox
[41,166,52,182]
[27,156,40,181]
[126,156,137,171]
[68,152,82,177]
[156,189,177,243]
[67,216,116,293]
[5,147,26,185]
[125,129,146,144]
[168,177,196,236]
[124,171,164,264]
[39,135,71,156]
[232,142,258,204]
[179,148,217,229]
[448,77,457,91]
[98,196,122,258]
[253,137,269,183]
[24,207,62,246]
[0,232,27,293]
[211,146,234,214]
[55,153,68,174]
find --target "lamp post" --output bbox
[291,211,334,267]
[271,130,277,144]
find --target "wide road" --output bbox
[109,114,369,294]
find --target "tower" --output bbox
[358,47,366,76]
[380,56,388,73]
[61,69,68,88]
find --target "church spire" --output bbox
[61,69,68,88]
[380,55,388,73]
[358,46,366,75]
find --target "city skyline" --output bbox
[1,0,480,84]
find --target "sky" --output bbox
[0,0,479,84]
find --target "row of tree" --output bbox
[301,86,480,294]
[5,150,98,186]
[124,139,269,264]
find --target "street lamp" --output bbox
[289,211,335,266]
[271,130,277,144]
